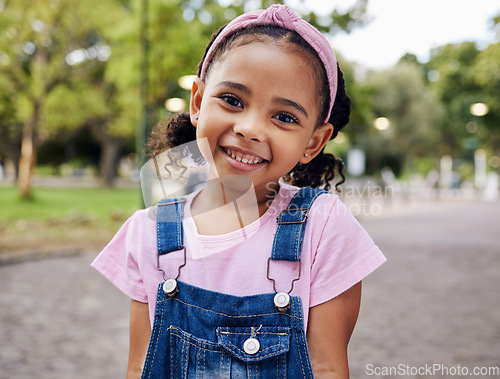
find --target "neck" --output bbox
[253,181,280,216]
[193,175,280,219]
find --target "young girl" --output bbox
[92,5,385,378]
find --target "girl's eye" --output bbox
[221,94,242,108]
[274,112,299,124]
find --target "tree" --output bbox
[363,61,443,175]
[0,0,129,196]
[425,42,482,157]
[472,42,500,153]
[0,74,20,172]
[425,40,500,165]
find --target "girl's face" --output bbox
[190,39,333,199]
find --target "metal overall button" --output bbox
[274,292,290,312]
[162,278,178,297]
[243,326,262,355]
[267,258,301,312]
[243,337,260,355]
[157,246,187,298]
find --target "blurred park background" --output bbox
[1,1,500,378]
[1,0,499,254]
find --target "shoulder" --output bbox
[280,183,341,221]
[123,208,156,232]
[278,183,339,204]
[311,190,341,216]
[103,208,156,252]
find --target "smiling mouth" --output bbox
[221,147,268,165]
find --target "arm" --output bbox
[306,281,362,379]
[127,300,151,379]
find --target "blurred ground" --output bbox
[1,198,499,378]
[349,199,500,378]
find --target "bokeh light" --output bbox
[165,98,186,112]
[178,75,197,90]
[374,117,390,131]
[470,103,489,117]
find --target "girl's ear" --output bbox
[189,77,205,127]
[300,123,334,164]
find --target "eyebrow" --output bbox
[273,97,309,118]
[216,80,309,118]
[216,81,250,94]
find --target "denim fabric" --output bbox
[142,281,312,378]
[142,188,324,378]
[272,188,325,262]
[157,198,185,255]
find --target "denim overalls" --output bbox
[142,187,325,378]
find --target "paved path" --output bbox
[0,254,129,379]
[349,200,500,378]
[1,200,499,378]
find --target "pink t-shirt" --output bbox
[91,183,385,330]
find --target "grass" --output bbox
[0,186,142,254]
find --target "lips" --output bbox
[220,146,268,172]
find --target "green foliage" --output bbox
[345,79,377,145]
[473,42,500,149]
[0,0,137,153]
[413,156,438,177]
[0,186,139,223]
[426,41,500,155]
[43,84,110,133]
[0,185,140,252]
[301,0,370,34]
[0,75,19,154]
[361,62,443,175]
[146,0,242,109]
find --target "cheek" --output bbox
[197,105,227,136]
[195,118,214,139]
[195,122,212,155]
[273,130,311,161]
[195,128,219,166]
[272,141,302,168]
[195,117,226,150]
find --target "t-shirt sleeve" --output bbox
[91,211,150,303]
[309,196,386,307]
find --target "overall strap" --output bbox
[156,198,186,255]
[271,187,326,262]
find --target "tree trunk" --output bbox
[99,137,124,187]
[88,120,127,188]
[17,102,40,198]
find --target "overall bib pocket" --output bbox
[217,326,290,362]
[167,325,290,378]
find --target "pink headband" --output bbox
[200,4,337,124]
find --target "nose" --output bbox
[233,113,267,142]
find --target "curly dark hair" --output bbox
[147,24,350,191]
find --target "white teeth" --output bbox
[223,147,263,164]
